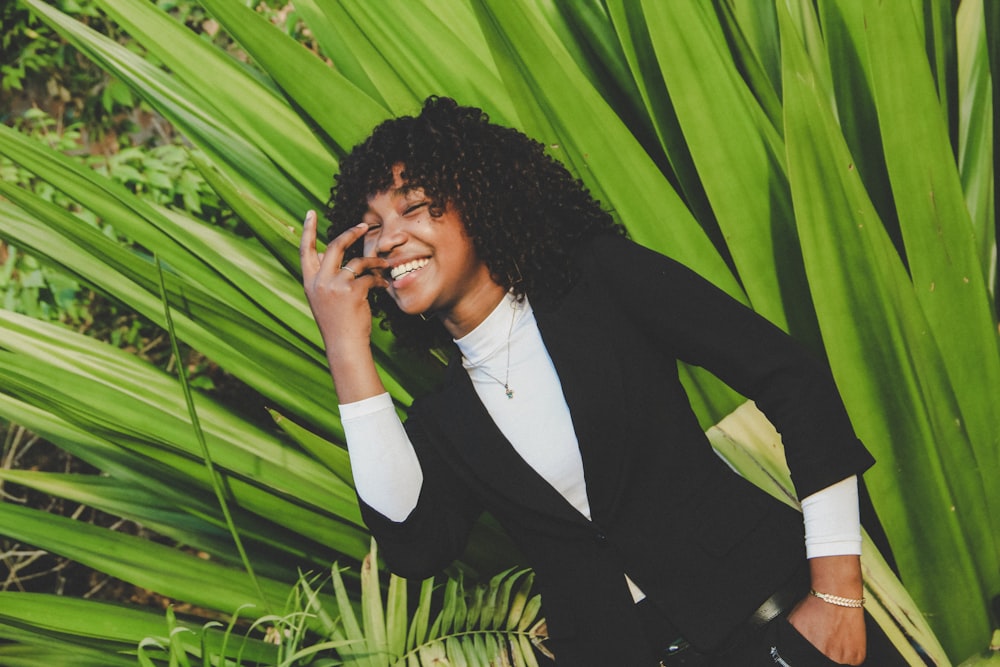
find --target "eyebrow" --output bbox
[392,185,423,198]
[363,186,424,219]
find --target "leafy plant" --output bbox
[137,540,548,667]
[1,108,90,324]
[0,0,995,664]
[0,245,87,322]
[0,0,139,134]
[0,104,232,342]
[1,0,100,97]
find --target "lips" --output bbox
[390,258,429,281]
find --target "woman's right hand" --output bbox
[300,210,390,401]
[300,210,388,345]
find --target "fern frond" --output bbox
[321,540,548,667]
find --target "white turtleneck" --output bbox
[457,292,592,517]
[339,293,862,591]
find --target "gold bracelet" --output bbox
[809,589,865,608]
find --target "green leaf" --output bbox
[0,594,277,665]
[780,2,993,655]
[21,0,313,216]
[0,173,346,440]
[864,0,1000,572]
[956,0,996,278]
[95,0,337,199]
[268,408,353,486]
[0,502,291,616]
[295,0,517,124]
[638,1,816,339]
[196,0,389,155]
[0,310,375,567]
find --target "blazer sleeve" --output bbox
[581,234,874,499]
[357,403,484,579]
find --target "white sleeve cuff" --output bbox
[340,393,423,522]
[338,392,396,420]
[801,475,862,558]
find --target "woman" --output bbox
[300,97,906,666]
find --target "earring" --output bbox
[419,312,430,321]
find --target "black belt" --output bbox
[658,572,808,666]
[744,570,807,630]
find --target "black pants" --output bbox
[638,589,912,667]
[710,609,912,666]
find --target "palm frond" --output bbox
[324,540,548,667]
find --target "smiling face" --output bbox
[362,165,505,338]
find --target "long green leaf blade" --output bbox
[780,3,991,656]
[95,0,337,197]
[638,1,814,338]
[0,502,290,615]
[21,0,314,216]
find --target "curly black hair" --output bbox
[325,96,624,352]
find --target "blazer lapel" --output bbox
[533,283,630,524]
[424,361,592,528]
[419,280,632,528]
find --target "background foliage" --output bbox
[0,0,997,665]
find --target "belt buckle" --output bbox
[750,594,784,628]
[659,638,700,666]
[665,638,690,654]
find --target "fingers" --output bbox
[341,256,390,288]
[301,210,389,295]
[301,210,379,278]
[327,218,372,256]
[299,210,321,278]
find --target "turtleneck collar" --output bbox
[454,291,531,367]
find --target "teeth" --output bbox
[390,258,429,280]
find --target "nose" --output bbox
[368,216,407,258]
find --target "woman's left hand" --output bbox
[787,594,866,665]
[787,554,867,665]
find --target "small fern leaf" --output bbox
[505,572,534,631]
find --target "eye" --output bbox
[404,201,429,216]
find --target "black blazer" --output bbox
[360,235,875,666]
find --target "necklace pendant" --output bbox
[505,386,514,399]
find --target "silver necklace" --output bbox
[466,299,518,399]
